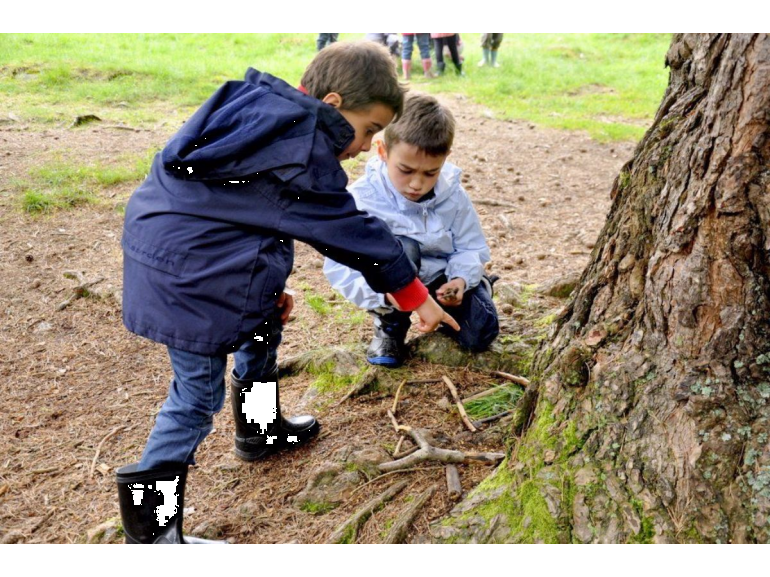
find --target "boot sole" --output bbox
[234,445,276,462]
[234,423,321,462]
[366,355,403,367]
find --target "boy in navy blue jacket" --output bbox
[116,42,458,544]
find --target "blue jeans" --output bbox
[401,34,431,60]
[431,275,499,351]
[392,236,499,352]
[139,321,282,470]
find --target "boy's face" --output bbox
[336,103,395,161]
[378,141,448,202]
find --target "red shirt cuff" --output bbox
[390,278,428,311]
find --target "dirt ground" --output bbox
[0,93,636,543]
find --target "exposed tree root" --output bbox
[327,480,408,543]
[381,485,436,544]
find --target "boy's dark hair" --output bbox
[383,94,455,156]
[301,41,406,117]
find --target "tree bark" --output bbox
[434,34,770,543]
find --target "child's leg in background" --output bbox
[416,34,432,60]
[479,33,492,66]
[489,33,503,67]
[416,34,434,77]
[401,35,414,79]
[316,33,339,51]
[386,34,401,58]
[446,34,463,74]
[433,37,446,74]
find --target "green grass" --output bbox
[298,283,366,323]
[535,313,558,329]
[299,500,337,515]
[299,283,333,315]
[0,33,670,140]
[333,303,367,325]
[20,187,95,213]
[307,361,367,395]
[305,293,332,315]
[464,383,524,420]
[15,150,155,213]
[0,33,317,127]
[417,33,671,141]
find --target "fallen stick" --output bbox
[89,426,126,480]
[462,384,511,404]
[327,480,408,543]
[445,465,462,499]
[391,379,407,415]
[393,444,419,460]
[490,371,530,386]
[386,409,404,434]
[442,376,477,432]
[393,435,405,457]
[57,271,105,311]
[104,124,140,132]
[30,467,59,475]
[382,485,437,544]
[379,426,504,473]
[472,410,514,428]
[475,199,517,209]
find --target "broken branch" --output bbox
[490,370,530,386]
[442,376,477,432]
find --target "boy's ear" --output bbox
[321,93,343,109]
[377,140,388,161]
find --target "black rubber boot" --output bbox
[366,311,411,368]
[481,274,500,298]
[116,463,228,544]
[230,368,319,462]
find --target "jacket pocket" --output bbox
[121,229,188,277]
[258,240,291,314]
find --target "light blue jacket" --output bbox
[324,156,490,311]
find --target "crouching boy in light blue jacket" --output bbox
[324,94,499,367]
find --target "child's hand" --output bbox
[436,278,466,307]
[414,296,461,333]
[276,290,294,325]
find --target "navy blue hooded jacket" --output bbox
[122,69,416,355]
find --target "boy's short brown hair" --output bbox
[301,41,406,116]
[383,94,455,156]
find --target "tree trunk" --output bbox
[433,34,770,543]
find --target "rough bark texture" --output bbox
[433,34,770,543]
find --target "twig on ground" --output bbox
[349,467,442,498]
[475,199,517,209]
[89,426,126,480]
[57,271,105,311]
[442,376,477,432]
[327,480,408,543]
[462,384,511,404]
[391,379,407,415]
[382,485,437,544]
[473,410,513,427]
[490,370,530,386]
[393,435,405,457]
[445,465,462,499]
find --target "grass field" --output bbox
[0,33,671,141]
